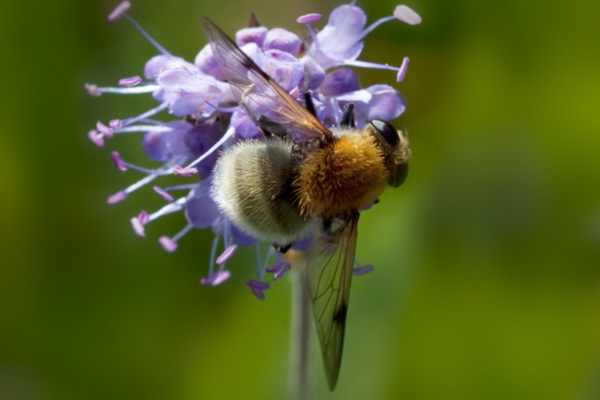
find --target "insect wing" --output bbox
[199,17,333,145]
[306,213,359,390]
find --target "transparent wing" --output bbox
[199,17,333,145]
[306,212,359,390]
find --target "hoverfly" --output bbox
[201,17,410,390]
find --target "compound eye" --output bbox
[369,120,399,147]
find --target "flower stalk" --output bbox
[289,266,311,400]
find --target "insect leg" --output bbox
[257,115,289,139]
[340,103,356,128]
[304,91,317,118]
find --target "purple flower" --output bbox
[86,1,419,296]
[307,3,420,82]
[319,67,360,96]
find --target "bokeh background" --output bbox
[2,0,600,399]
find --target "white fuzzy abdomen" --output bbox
[211,139,309,244]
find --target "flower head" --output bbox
[87,1,419,296]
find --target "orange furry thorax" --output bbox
[295,132,388,218]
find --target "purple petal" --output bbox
[182,121,226,175]
[119,75,143,87]
[107,1,131,23]
[240,42,266,67]
[231,110,261,139]
[309,4,366,68]
[111,151,127,172]
[300,56,325,90]
[263,49,304,91]
[194,45,228,81]
[335,89,372,128]
[367,84,406,121]
[320,67,360,96]
[156,67,234,116]
[107,191,127,205]
[185,181,220,228]
[142,121,190,162]
[235,26,268,47]
[336,88,372,104]
[144,55,190,80]
[263,28,302,56]
[153,186,175,202]
[88,130,104,147]
[159,236,177,252]
[393,5,422,26]
[353,264,374,276]
[216,245,238,265]
[297,13,322,24]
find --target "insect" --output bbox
[202,18,411,390]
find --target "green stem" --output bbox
[289,268,311,400]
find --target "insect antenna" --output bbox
[340,103,356,128]
[303,91,317,118]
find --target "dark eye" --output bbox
[369,120,399,146]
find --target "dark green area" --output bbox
[1,0,599,399]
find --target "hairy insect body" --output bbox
[211,139,308,244]
[201,17,414,392]
[295,130,388,219]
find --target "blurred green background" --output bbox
[2,0,600,399]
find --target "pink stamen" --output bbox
[85,83,101,97]
[118,75,143,87]
[216,244,238,265]
[173,166,198,177]
[297,13,322,24]
[107,191,127,205]
[153,186,175,202]
[138,210,149,224]
[111,151,128,172]
[96,121,114,138]
[212,270,231,286]
[88,130,104,147]
[201,270,231,287]
[130,211,148,237]
[396,57,410,82]
[108,1,131,23]
[109,119,123,129]
[159,236,177,252]
[393,5,422,25]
